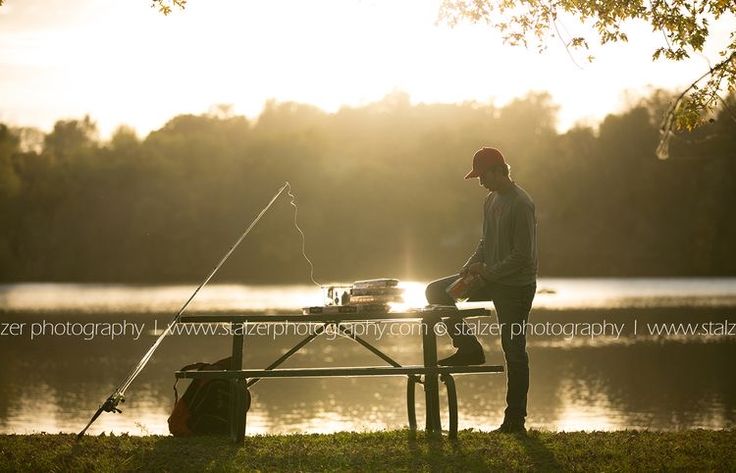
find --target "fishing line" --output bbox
[285,182,322,287]
[79,181,294,438]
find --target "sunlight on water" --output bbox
[2,279,735,436]
[2,341,735,435]
[0,283,322,313]
[1,278,735,313]
[289,412,386,434]
[1,383,170,436]
[555,405,616,432]
[531,278,736,310]
[553,378,617,431]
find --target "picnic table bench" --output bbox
[176,308,504,442]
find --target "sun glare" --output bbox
[556,405,616,432]
[1,0,733,137]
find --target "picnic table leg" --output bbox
[441,373,458,439]
[406,376,418,431]
[422,316,442,435]
[230,322,246,443]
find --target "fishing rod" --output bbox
[78,182,291,438]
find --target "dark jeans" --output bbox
[425,274,536,422]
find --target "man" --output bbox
[425,146,537,434]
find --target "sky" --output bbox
[0,0,733,138]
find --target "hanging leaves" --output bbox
[150,0,186,16]
[439,0,736,158]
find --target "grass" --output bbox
[1,429,735,472]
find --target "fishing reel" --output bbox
[101,393,125,414]
[77,392,125,438]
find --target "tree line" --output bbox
[1,91,734,283]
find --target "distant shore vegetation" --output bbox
[1,91,735,283]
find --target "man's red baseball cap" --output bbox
[464,147,506,179]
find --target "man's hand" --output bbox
[466,262,485,276]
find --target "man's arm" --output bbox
[481,200,535,281]
[461,239,484,275]
[460,194,490,275]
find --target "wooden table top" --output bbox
[179,307,491,323]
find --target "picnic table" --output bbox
[176,307,504,443]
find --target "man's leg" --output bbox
[425,275,484,365]
[492,283,535,430]
[424,274,458,306]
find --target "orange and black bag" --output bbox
[168,357,243,436]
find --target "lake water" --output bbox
[1,278,735,436]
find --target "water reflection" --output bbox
[2,278,736,313]
[2,280,736,435]
[1,308,734,435]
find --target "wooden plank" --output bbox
[176,365,504,379]
[179,308,491,324]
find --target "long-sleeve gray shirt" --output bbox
[463,183,538,286]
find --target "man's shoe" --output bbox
[437,344,485,366]
[493,420,526,434]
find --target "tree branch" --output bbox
[657,51,736,159]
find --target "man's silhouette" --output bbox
[425,147,537,433]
